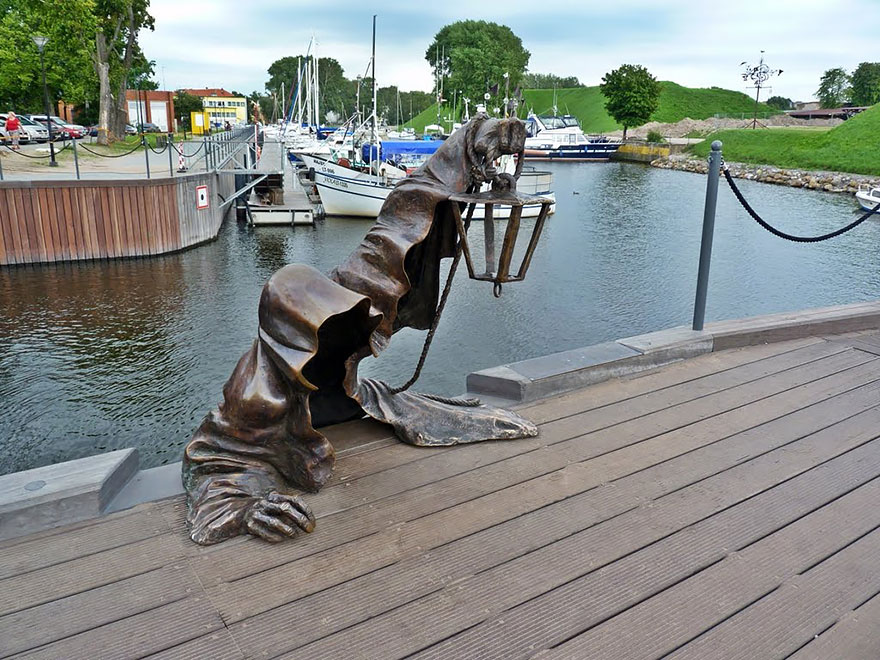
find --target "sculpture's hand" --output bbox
[244,492,316,543]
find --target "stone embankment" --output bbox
[652,154,880,194]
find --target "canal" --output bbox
[1,161,877,474]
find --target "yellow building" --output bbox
[181,88,247,134]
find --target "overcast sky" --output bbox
[141,0,879,103]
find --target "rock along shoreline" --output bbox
[651,154,880,195]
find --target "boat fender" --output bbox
[307,167,315,182]
[337,158,351,168]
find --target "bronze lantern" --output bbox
[448,187,554,297]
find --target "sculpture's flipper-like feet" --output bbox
[356,378,538,447]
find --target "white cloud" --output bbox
[140,0,880,102]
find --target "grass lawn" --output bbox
[690,104,880,176]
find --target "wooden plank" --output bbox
[152,185,165,252]
[528,478,880,660]
[127,185,143,256]
[229,389,880,656]
[21,187,47,263]
[141,630,245,660]
[418,473,880,660]
[107,186,122,258]
[13,187,37,263]
[80,186,98,258]
[194,347,873,592]
[0,564,199,656]
[165,182,181,250]
[119,186,134,257]
[137,185,153,255]
[53,187,71,261]
[0,189,10,264]
[272,431,880,659]
[91,187,108,259]
[9,595,223,660]
[0,532,186,616]
[666,526,880,660]
[0,505,169,579]
[790,591,880,660]
[3,188,24,263]
[60,187,79,260]
[41,187,60,263]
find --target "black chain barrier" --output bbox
[2,142,71,158]
[78,140,143,158]
[147,141,169,155]
[723,166,880,243]
[175,141,205,158]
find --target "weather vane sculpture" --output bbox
[182,114,553,545]
[740,51,782,129]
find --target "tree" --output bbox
[0,0,96,112]
[266,55,349,122]
[599,64,661,139]
[765,96,793,110]
[520,72,582,89]
[92,0,154,144]
[425,21,530,107]
[850,62,880,106]
[174,91,202,128]
[816,67,851,108]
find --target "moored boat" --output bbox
[856,186,880,212]
[523,112,621,161]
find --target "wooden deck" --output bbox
[4,331,880,658]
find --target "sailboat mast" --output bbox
[314,39,320,129]
[371,14,378,143]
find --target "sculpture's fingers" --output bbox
[265,500,316,533]
[246,517,285,543]
[267,493,317,526]
[251,511,298,538]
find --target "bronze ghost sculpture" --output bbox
[182,114,538,545]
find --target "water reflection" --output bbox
[1,161,877,474]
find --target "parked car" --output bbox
[137,122,162,133]
[15,114,49,142]
[86,123,140,137]
[27,114,85,139]
[0,115,31,144]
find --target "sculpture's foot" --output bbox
[244,492,316,543]
[356,378,538,447]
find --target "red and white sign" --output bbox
[196,185,209,210]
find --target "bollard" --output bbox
[72,137,81,179]
[692,140,722,331]
[143,135,151,179]
[0,150,4,180]
[168,134,174,177]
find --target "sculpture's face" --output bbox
[471,117,527,165]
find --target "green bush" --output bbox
[646,130,664,143]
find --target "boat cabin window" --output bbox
[538,115,567,129]
[562,116,580,128]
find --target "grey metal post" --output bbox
[204,138,210,172]
[168,134,174,177]
[692,140,723,331]
[280,140,284,173]
[0,151,4,180]
[143,135,151,179]
[72,135,80,179]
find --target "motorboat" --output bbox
[856,186,880,212]
[523,112,621,161]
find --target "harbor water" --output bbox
[1,161,877,474]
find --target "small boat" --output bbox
[856,186,880,212]
[523,112,621,161]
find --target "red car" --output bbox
[27,115,84,140]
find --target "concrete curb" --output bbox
[0,448,139,541]
[467,300,880,403]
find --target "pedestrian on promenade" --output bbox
[6,111,21,150]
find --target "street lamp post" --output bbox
[32,35,57,166]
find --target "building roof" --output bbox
[179,88,234,98]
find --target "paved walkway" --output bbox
[3,330,880,658]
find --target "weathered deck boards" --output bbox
[3,332,880,659]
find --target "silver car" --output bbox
[16,115,50,142]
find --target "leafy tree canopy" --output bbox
[520,72,582,89]
[850,62,880,106]
[600,64,661,137]
[0,0,96,111]
[816,67,851,108]
[425,21,530,104]
[765,95,793,110]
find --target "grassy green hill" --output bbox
[689,104,880,175]
[403,82,776,134]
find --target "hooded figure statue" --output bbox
[182,114,538,545]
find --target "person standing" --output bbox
[6,111,21,150]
